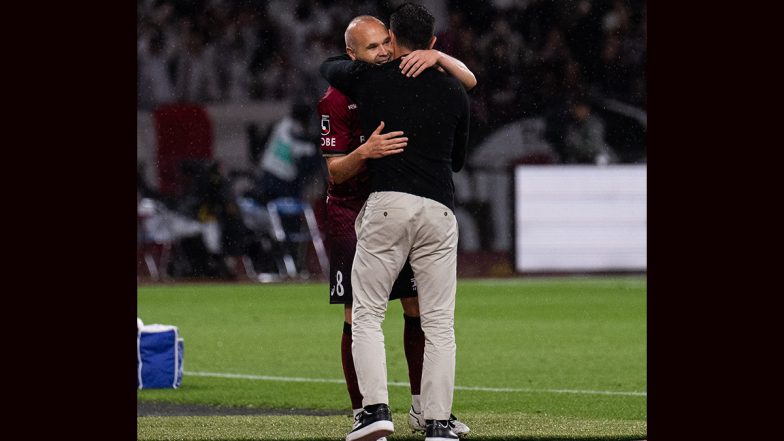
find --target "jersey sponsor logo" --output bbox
[320,114,330,136]
[360,135,366,143]
[348,103,357,110]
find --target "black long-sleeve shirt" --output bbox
[320,55,470,212]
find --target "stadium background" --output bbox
[136,0,646,282]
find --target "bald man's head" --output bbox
[344,15,391,65]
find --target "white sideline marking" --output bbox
[459,277,646,287]
[185,371,646,397]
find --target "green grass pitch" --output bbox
[137,276,646,440]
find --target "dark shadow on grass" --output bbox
[137,400,345,417]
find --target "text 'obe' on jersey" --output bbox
[320,114,337,146]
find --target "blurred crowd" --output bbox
[138,0,647,163]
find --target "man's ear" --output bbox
[427,35,437,49]
[346,46,357,61]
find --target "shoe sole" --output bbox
[412,423,470,437]
[453,427,470,436]
[415,424,469,437]
[346,420,394,441]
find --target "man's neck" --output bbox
[394,45,413,60]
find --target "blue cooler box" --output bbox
[137,324,184,389]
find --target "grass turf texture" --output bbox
[137,277,646,440]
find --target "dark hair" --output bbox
[389,2,435,51]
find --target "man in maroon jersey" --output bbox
[316,15,475,439]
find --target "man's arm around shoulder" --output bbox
[319,54,373,99]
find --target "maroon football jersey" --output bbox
[317,86,371,237]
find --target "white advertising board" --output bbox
[514,165,647,272]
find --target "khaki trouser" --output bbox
[351,191,458,421]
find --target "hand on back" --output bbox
[358,121,408,159]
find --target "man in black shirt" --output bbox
[320,4,470,441]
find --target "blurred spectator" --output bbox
[252,101,320,204]
[177,159,251,279]
[602,0,632,36]
[220,30,253,103]
[511,0,559,51]
[137,29,176,110]
[558,97,617,165]
[174,25,222,103]
[540,27,571,64]
[248,7,284,99]
[596,33,632,101]
[483,38,520,126]
[478,14,524,70]
[250,35,289,100]
[562,59,587,97]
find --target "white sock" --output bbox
[411,395,422,413]
[353,408,363,418]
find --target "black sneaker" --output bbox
[346,404,395,441]
[425,419,459,441]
